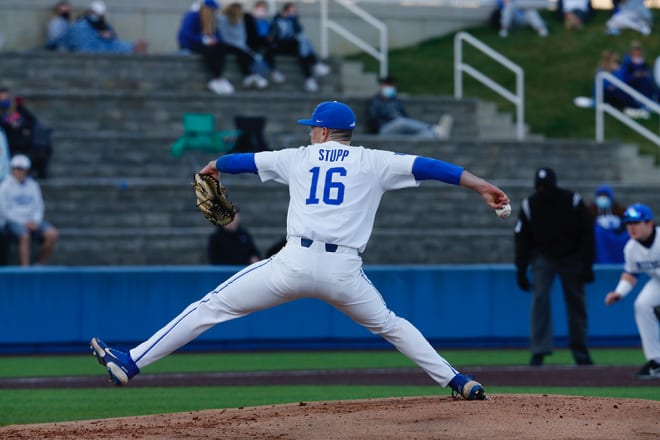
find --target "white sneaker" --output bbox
[433,114,453,139]
[538,28,548,38]
[304,77,318,92]
[271,70,286,83]
[243,74,268,88]
[624,107,650,119]
[499,28,508,38]
[313,62,330,77]
[208,78,234,95]
[254,75,269,89]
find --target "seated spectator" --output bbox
[0,87,53,179]
[218,2,269,89]
[606,0,652,36]
[208,210,261,265]
[178,0,235,95]
[66,1,148,54]
[497,0,549,38]
[619,40,657,116]
[587,184,629,263]
[269,2,330,92]
[559,0,593,30]
[45,1,73,51]
[245,0,286,84]
[0,155,59,266]
[367,76,453,139]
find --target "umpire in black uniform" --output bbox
[514,168,595,366]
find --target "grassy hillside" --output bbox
[350,9,660,160]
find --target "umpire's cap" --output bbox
[623,203,654,223]
[534,167,557,189]
[297,101,357,130]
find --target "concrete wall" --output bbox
[0,0,496,55]
[0,264,641,353]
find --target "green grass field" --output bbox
[349,9,660,162]
[2,348,659,426]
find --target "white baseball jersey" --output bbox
[255,141,419,252]
[623,227,660,282]
[621,227,660,362]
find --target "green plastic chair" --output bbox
[170,113,241,159]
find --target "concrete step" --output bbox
[0,51,345,95]
[46,132,627,182]
[24,91,488,137]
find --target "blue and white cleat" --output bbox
[90,337,140,386]
[449,373,487,400]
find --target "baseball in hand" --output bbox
[495,203,512,218]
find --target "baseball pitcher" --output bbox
[91,101,511,400]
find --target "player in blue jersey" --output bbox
[91,101,510,400]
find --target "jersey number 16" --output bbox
[306,166,346,205]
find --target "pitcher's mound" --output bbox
[2,394,660,439]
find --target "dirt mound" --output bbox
[2,394,659,439]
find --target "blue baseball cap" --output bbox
[623,203,654,223]
[203,0,219,8]
[297,101,357,130]
[594,184,614,200]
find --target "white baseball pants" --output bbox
[634,278,660,363]
[129,239,459,386]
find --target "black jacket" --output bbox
[514,187,595,272]
[208,226,261,265]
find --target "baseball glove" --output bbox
[192,173,237,227]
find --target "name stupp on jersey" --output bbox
[318,149,350,162]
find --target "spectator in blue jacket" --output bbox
[587,184,629,264]
[619,40,658,113]
[269,2,330,92]
[595,49,636,110]
[66,1,148,54]
[178,0,235,95]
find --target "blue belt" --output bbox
[300,237,339,253]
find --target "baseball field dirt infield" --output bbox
[2,366,659,439]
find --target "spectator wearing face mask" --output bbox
[366,76,452,139]
[587,184,629,263]
[45,1,73,51]
[66,1,148,53]
[618,41,658,119]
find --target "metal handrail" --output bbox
[454,32,525,140]
[595,71,660,147]
[320,0,388,78]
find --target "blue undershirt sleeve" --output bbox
[216,153,258,174]
[412,156,464,185]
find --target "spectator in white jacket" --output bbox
[0,155,58,266]
[606,0,653,36]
